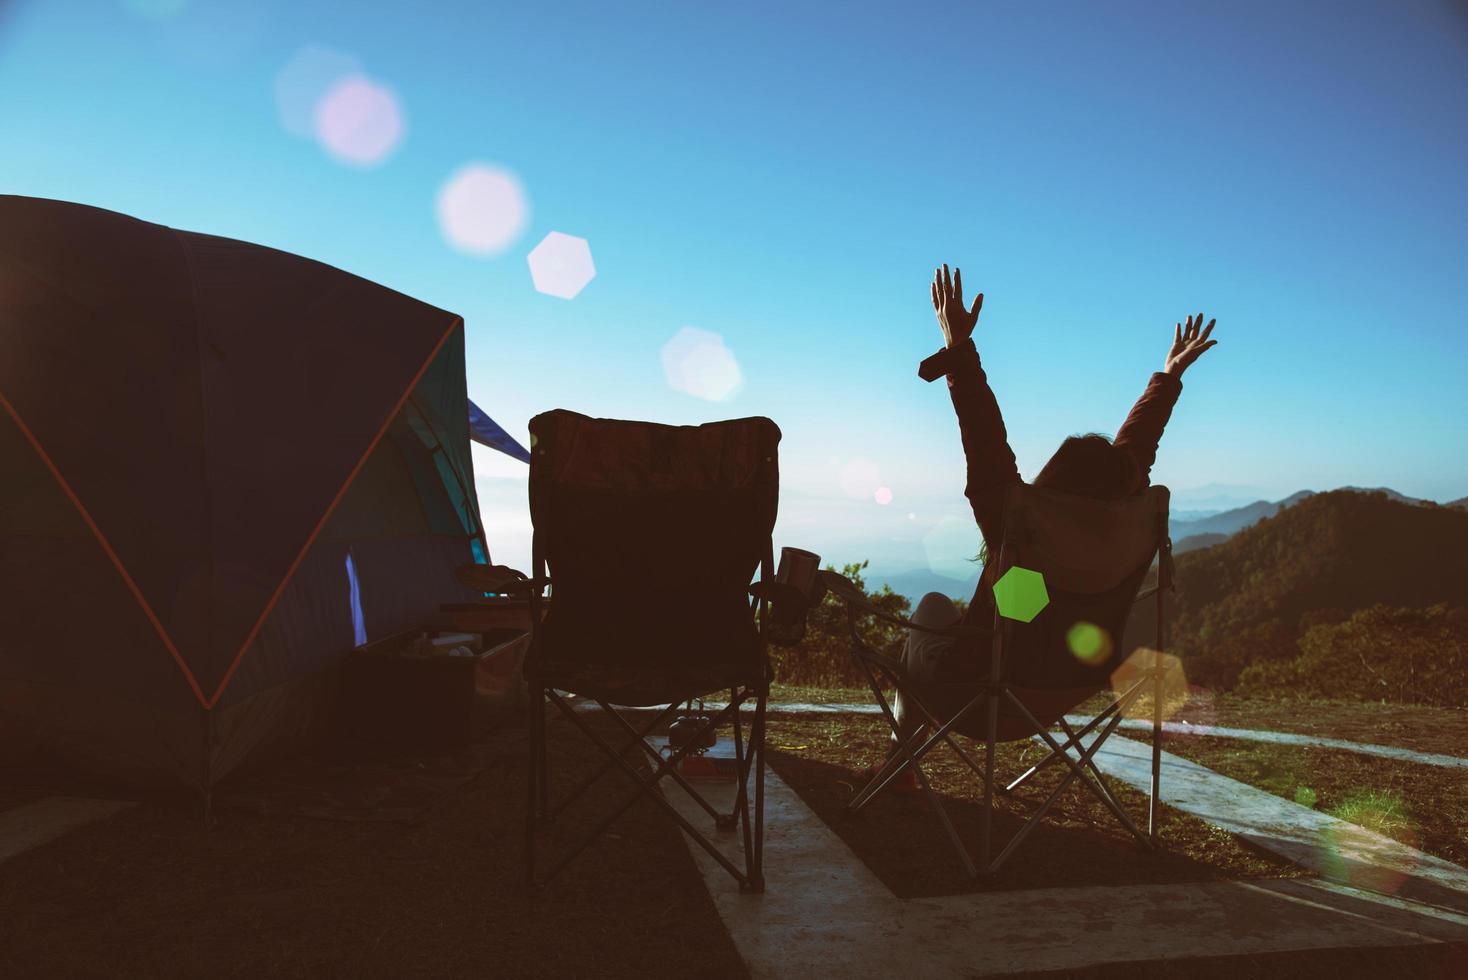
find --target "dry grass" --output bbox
[1065,689,1468,755]
[762,713,1305,899]
[1158,735,1468,868]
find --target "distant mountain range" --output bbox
[872,486,1465,606]
[875,567,981,606]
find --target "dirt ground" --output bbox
[0,718,747,980]
[4,694,1466,979]
[1157,734,1468,867]
[761,713,1304,899]
[770,684,1468,757]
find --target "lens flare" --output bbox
[1316,790,1421,895]
[660,327,743,401]
[1066,621,1112,664]
[527,232,596,299]
[314,74,404,167]
[874,487,893,506]
[1110,647,1188,720]
[922,514,981,582]
[993,566,1049,622]
[436,164,530,256]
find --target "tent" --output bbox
[0,195,498,790]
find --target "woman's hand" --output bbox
[931,263,982,349]
[1164,312,1218,379]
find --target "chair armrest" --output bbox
[819,571,992,641]
[455,563,549,597]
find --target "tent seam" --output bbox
[204,315,466,708]
[0,386,209,707]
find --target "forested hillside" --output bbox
[1140,490,1468,701]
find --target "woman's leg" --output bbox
[891,592,962,756]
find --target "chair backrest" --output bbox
[526,409,780,674]
[989,483,1169,691]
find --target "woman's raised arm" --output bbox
[924,264,1019,546]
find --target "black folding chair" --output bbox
[520,409,780,893]
[826,483,1176,877]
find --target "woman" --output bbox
[874,264,1218,792]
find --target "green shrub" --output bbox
[766,560,912,688]
[1234,603,1468,707]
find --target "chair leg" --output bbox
[1150,663,1163,840]
[726,690,750,835]
[746,691,766,892]
[981,689,998,873]
[525,683,544,890]
[537,689,550,819]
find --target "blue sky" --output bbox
[2,0,1466,584]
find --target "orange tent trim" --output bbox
[0,385,209,707]
[1,314,465,714]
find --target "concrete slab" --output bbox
[1065,715,1468,770]
[664,766,1468,978]
[0,797,137,866]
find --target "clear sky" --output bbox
[3,0,1466,584]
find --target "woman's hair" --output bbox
[974,433,1133,567]
[1033,433,1132,500]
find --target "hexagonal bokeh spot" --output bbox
[992,565,1049,622]
[1110,648,1188,721]
[660,327,742,401]
[1065,620,1113,664]
[921,514,981,582]
[527,232,595,299]
[275,45,362,138]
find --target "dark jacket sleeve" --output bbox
[924,338,1021,550]
[1113,372,1183,494]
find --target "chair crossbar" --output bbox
[847,629,991,815]
[1002,672,1150,794]
[1055,717,1133,820]
[999,683,1153,861]
[537,690,757,888]
[545,698,683,821]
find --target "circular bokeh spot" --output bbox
[1066,621,1112,664]
[874,487,893,506]
[314,74,404,167]
[437,164,530,256]
[660,327,743,401]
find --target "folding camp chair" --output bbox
[520,409,780,893]
[826,483,1174,877]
